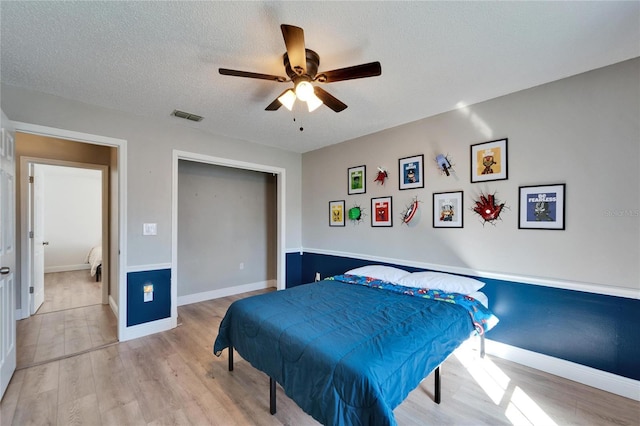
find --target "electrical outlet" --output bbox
[239,262,244,270]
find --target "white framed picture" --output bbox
[399,154,424,190]
[433,191,463,228]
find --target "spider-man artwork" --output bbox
[374,167,388,185]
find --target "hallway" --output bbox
[16,270,117,369]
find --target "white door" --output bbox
[0,110,17,399]
[30,164,45,314]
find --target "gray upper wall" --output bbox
[302,58,640,290]
[1,84,302,267]
[2,59,638,290]
[177,160,277,295]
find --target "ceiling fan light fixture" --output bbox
[220,24,381,113]
[306,93,323,112]
[295,80,314,102]
[278,89,296,111]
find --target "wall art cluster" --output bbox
[330,136,565,231]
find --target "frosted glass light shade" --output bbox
[306,93,323,112]
[278,89,296,110]
[295,81,314,102]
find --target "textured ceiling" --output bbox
[1,1,638,153]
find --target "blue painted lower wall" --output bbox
[127,269,171,327]
[292,252,640,381]
[286,252,303,288]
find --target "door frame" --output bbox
[0,111,17,400]
[171,150,286,322]
[12,122,128,341]
[21,158,110,312]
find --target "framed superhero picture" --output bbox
[329,200,346,227]
[433,191,463,228]
[518,184,565,230]
[398,154,424,190]
[348,165,366,195]
[371,196,392,227]
[470,138,508,183]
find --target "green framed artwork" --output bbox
[348,165,366,195]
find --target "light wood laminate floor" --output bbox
[37,270,103,315]
[15,270,117,369]
[2,289,638,425]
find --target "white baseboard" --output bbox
[177,280,276,306]
[109,295,118,318]
[486,339,640,401]
[45,264,90,273]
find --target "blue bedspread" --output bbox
[213,276,496,426]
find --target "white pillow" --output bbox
[468,291,489,308]
[397,271,485,295]
[345,265,410,283]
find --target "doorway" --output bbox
[14,130,121,368]
[26,162,108,315]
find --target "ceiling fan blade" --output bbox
[281,24,306,75]
[315,62,381,83]
[265,90,290,111]
[314,87,347,112]
[219,68,287,82]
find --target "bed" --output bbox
[86,245,102,282]
[213,268,497,426]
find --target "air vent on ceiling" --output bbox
[171,109,203,122]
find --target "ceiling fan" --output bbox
[219,24,382,113]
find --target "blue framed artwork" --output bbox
[398,154,424,190]
[518,183,565,230]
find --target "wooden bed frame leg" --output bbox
[228,346,234,371]
[434,366,441,404]
[270,377,277,414]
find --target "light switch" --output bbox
[143,223,157,236]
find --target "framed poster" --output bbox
[433,191,463,228]
[519,184,565,230]
[371,196,392,227]
[329,200,346,227]
[399,154,424,190]
[470,138,508,182]
[348,165,366,195]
